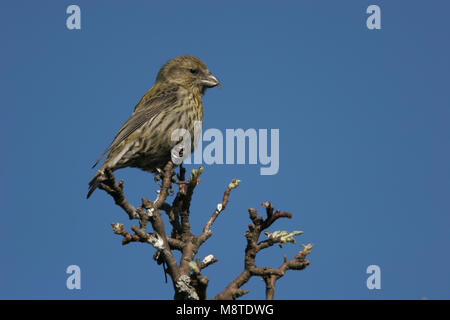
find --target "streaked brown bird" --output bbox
[87,55,220,198]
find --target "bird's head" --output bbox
[156,55,220,94]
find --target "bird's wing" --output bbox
[92,85,179,168]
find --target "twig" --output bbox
[197,179,240,246]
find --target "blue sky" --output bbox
[1,0,449,299]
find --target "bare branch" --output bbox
[96,162,312,300]
[98,168,138,220]
[197,178,239,246]
[213,202,312,300]
[263,276,276,300]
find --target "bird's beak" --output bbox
[201,73,221,88]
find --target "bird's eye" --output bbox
[190,68,199,74]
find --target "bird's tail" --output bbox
[87,170,105,199]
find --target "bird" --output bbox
[87,55,220,198]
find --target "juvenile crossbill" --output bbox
[87,55,220,198]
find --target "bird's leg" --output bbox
[173,163,189,194]
[166,161,187,186]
